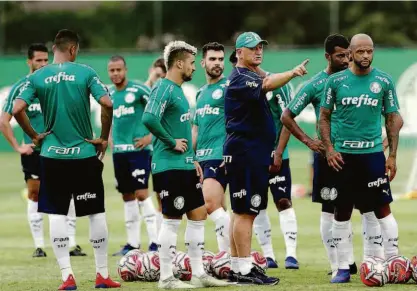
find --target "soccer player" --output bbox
[281,34,361,276]
[0,43,86,258]
[107,55,158,256]
[192,42,230,252]
[12,29,120,289]
[319,33,403,283]
[142,40,228,289]
[224,31,308,285]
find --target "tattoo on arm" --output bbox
[385,112,403,158]
[319,108,333,152]
[100,105,113,141]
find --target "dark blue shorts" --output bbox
[312,152,339,204]
[199,159,227,190]
[330,152,392,211]
[152,170,205,217]
[21,151,41,181]
[226,160,269,215]
[113,150,151,194]
[269,159,292,202]
[39,156,105,217]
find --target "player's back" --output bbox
[19,62,108,159]
[224,67,276,165]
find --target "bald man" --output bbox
[319,34,404,283]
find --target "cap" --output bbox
[235,32,268,49]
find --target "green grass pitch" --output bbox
[0,150,416,290]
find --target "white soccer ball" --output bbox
[117,252,139,282]
[138,251,160,282]
[172,251,192,281]
[250,250,268,272]
[202,250,215,276]
[360,257,389,287]
[211,251,231,279]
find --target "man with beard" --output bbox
[192,42,230,253]
[281,34,359,277]
[319,33,403,283]
[143,41,229,289]
[107,56,159,256]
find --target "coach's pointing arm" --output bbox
[262,59,310,92]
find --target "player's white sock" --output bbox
[332,220,350,270]
[347,220,355,265]
[158,219,180,281]
[238,257,253,276]
[156,211,163,236]
[67,198,77,248]
[49,214,73,281]
[124,200,141,248]
[89,213,109,278]
[321,212,337,272]
[253,209,275,260]
[362,212,384,259]
[185,220,206,277]
[231,257,239,273]
[139,197,158,244]
[279,208,297,259]
[27,199,45,248]
[209,208,230,252]
[378,213,399,259]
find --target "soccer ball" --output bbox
[203,251,215,276]
[117,253,139,282]
[360,257,389,287]
[250,250,268,272]
[211,251,231,279]
[386,255,412,283]
[172,251,192,281]
[410,255,417,282]
[138,251,160,282]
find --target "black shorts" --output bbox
[21,151,41,181]
[312,152,339,204]
[153,170,205,217]
[199,159,227,190]
[330,152,393,211]
[113,150,151,194]
[269,159,292,202]
[38,156,105,217]
[226,160,269,215]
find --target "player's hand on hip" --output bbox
[385,156,397,182]
[292,59,309,77]
[270,152,283,173]
[194,161,204,183]
[174,138,188,153]
[134,134,152,150]
[307,138,325,154]
[326,150,344,171]
[17,144,34,155]
[85,138,108,160]
[32,131,51,147]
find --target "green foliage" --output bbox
[1,1,417,52]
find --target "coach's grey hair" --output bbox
[163,41,197,69]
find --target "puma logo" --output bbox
[342,84,350,89]
[288,236,296,241]
[137,178,145,184]
[278,187,287,192]
[209,167,217,173]
[382,189,390,195]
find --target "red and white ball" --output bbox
[138,251,160,282]
[360,257,389,287]
[172,251,192,281]
[202,250,215,276]
[250,250,268,272]
[211,251,231,279]
[410,255,417,282]
[386,255,412,283]
[117,252,139,282]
